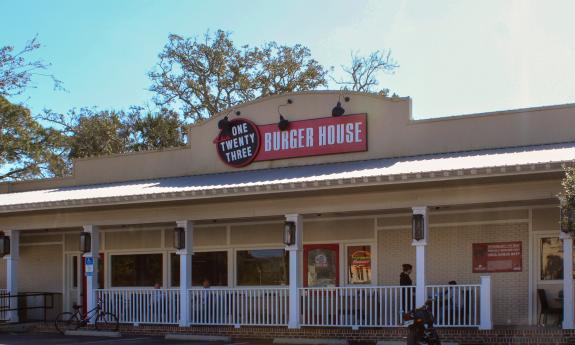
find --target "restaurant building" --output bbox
[1,91,575,341]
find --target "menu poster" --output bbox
[472,241,522,273]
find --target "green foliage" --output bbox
[0,96,66,180]
[127,108,185,152]
[560,165,575,234]
[40,107,186,161]
[149,30,328,122]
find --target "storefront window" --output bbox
[236,249,289,286]
[347,245,372,284]
[540,237,575,280]
[171,251,228,286]
[111,253,162,287]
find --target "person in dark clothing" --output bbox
[400,264,413,286]
[400,264,413,312]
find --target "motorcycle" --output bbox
[403,300,441,345]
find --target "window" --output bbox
[236,249,289,286]
[540,237,575,280]
[171,251,228,287]
[111,253,163,287]
[347,245,372,285]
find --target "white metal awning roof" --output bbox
[0,142,573,213]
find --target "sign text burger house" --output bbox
[215,113,367,168]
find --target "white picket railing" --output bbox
[189,287,289,326]
[92,284,483,328]
[426,284,480,327]
[95,289,180,325]
[0,289,8,321]
[299,286,415,327]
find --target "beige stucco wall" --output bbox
[18,244,63,293]
[304,219,374,242]
[2,92,574,192]
[532,207,560,231]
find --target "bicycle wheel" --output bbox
[95,311,119,331]
[55,312,80,334]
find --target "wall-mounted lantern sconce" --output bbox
[0,235,10,257]
[277,99,293,131]
[174,227,186,250]
[412,214,425,241]
[283,221,296,246]
[80,232,91,254]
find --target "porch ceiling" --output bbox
[0,142,573,213]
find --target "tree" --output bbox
[336,50,399,95]
[127,108,186,151]
[0,96,66,181]
[41,108,131,160]
[149,30,328,122]
[40,107,186,162]
[0,36,63,97]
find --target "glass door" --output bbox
[303,244,339,287]
[64,254,81,312]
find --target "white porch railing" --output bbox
[92,283,487,328]
[0,289,8,321]
[426,284,480,327]
[95,289,180,325]
[189,287,289,326]
[299,286,415,327]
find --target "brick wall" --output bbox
[378,222,529,325]
[34,323,575,345]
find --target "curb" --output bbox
[165,333,232,342]
[64,330,122,337]
[273,338,349,345]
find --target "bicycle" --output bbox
[54,298,119,334]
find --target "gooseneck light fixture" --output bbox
[332,95,350,117]
[277,99,293,131]
[217,109,241,137]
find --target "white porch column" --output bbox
[561,231,574,329]
[176,220,194,327]
[83,225,99,323]
[479,275,493,330]
[285,213,303,329]
[412,207,428,307]
[4,230,19,323]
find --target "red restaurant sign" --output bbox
[472,241,522,273]
[215,113,368,167]
[256,113,367,161]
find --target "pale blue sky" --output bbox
[2,0,574,119]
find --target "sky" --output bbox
[1,0,574,119]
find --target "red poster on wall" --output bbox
[255,114,367,161]
[472,242,522,273]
